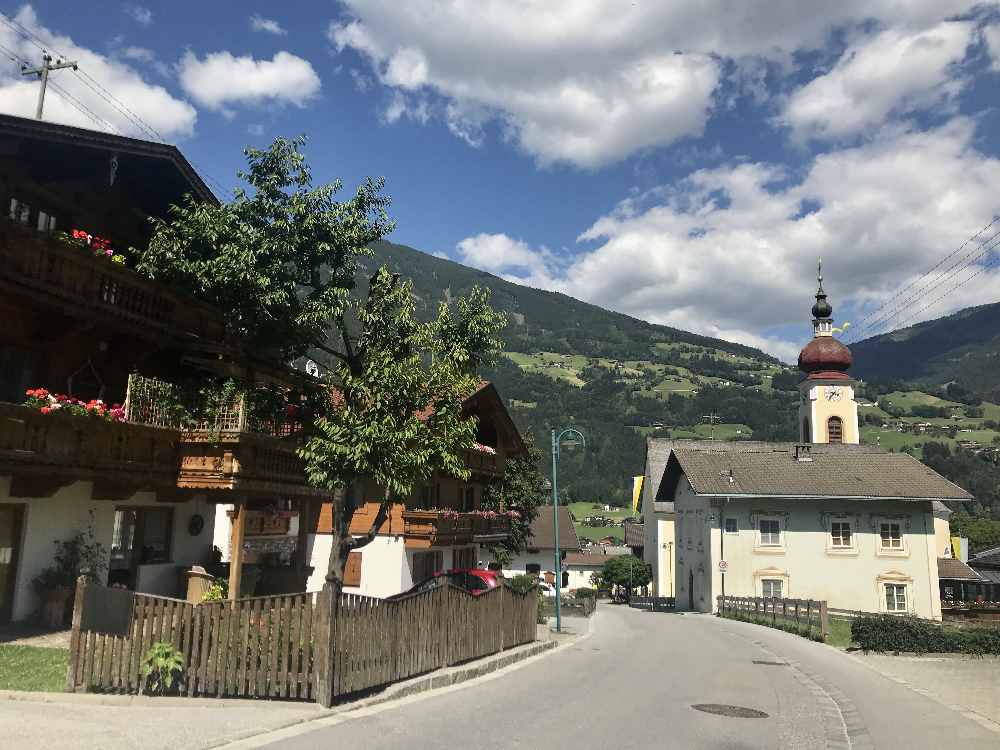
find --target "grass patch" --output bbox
[719,611,824,642]
[826,617,855,648]
[574,525,625,543]
[0,645,68,692]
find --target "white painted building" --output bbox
[499,506,580,590]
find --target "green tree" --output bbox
[481,432,547,566]
[136,136,393,360]
[299,266,506,587]
[594,555,651,598]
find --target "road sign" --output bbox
[718,560,728,572]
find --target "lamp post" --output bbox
[551,427,585,633]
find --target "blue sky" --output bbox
[2,2,1000,361]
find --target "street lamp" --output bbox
[551,427,585,633]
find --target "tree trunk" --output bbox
[324,484,393,590]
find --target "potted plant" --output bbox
[33,519,107,628]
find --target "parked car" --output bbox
[537,582,557,597]
[390,568,500,599]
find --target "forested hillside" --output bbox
[323,241,1000,519]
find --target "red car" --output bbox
[391,568,500,599]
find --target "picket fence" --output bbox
[66,577,537,705]
[716,595,829,640]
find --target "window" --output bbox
[8,198,29,225]
[885,583,907,612]
[111,508,173,565]
[762,579,783,598]
[880,522,902,550]
[412,550,443,582]
[462,486,476,512]
[827,416,843,444]
[0,345,36,404]
[525,563,541,576]
[759,519,780,546]
[36,210,56,233]
[724,518,738,534]
[831,522,852,548]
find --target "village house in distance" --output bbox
[642,270,972,619]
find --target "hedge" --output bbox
[851,614,1000,654]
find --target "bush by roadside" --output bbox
[851,614,1000,655]
[719,610,824,642]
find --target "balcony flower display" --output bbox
[24,388,125,422]
[472,442,497,455]
[57,228,127,264]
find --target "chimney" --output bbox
[794,444,813,462]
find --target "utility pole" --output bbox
[21,51,78,120]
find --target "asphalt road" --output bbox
[262,606,999,750]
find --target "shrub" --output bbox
[851,614,1000,655]
[574,587,596,599]
[201,579,227,602]
[140,642,185,695]
[508,574,538,596]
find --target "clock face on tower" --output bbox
[825,387,842,402]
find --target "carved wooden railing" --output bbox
[401,510,511,548]
[176,430,326,499]
[0,403,179,497]
[0,222,226,342]
[464,449,500,474]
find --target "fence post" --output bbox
[313,583,339,708]
[64,575,87,692]
[819,601,829,642]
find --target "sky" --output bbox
[2,1,1000,362]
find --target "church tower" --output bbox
[797,264,859,444]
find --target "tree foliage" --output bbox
[481,432,547,565]
[136,136,393,360]
[594,555,651,594]
[299,266,506,585]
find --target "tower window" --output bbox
[827,416,843,444]
[802,417,810,442]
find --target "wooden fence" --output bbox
[66,577,537,705]
[716,596,829,641]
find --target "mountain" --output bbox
[358,241,799,506]
[851,302,1000,402]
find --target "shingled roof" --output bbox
[937,558,983,581]
[624,521,645,548]
[525,506,580,551]
[663,443,972,501]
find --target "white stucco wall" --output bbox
[305,534,482,598]
[643,508,675,597]
[673,477,942,619]
[503,551,557,581]
[2,476,214,621]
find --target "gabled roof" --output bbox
[937,558,983,581]
[970,546,1000,568]
[624,521,644,548]
[0,113,217,206]
[526,506,579,551]
[662,443,972,502]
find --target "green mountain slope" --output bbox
[851,302,1000,402]
[359,241,798,505]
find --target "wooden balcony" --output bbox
[0,402,180,499]
[464,448,500,476]
[0,222,226,344]
[401,510,511,549]
[176,430,327,499]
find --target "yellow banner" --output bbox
[950,536,962,560]
[632,475,644,514]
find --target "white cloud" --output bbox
[0,6,195,138]
[177,50,321,111]
[247,123,264,136]
[122,4,152,26]
[330,0,982,167]
[783,22,975,141]
[250,15,287,36]
[456,120,1000,359]
[985,25,1000,71]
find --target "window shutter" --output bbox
[343,551,362,587]
[315,502,334,534]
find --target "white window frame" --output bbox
[831,521,853,548]
[876,518,908,557]
[884,583,907,613]
[761,579,783,599]
[757,517,782,549]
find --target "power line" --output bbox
[47,79,121,134]
[847,224,1000,342]
[852,229,1000,341]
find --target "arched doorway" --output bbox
[802,417,811,442]
[827,416,843,443]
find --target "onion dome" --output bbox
[798,336,853,379]
[811,262,832,319]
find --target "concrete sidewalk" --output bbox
[848,652,1000,730]
[0,629,570,750]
